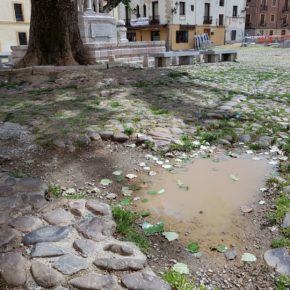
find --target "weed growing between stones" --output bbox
[9,170,26,178]
[112,206,150,254]
[275,275,290,290]
[268,193,289,224]
[48,184,62,198]
[124,127,134,136]
[271,239,290,248]
[162,270,211,290]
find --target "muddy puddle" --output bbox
[137,157,272,249]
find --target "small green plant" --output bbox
[280,162,290,174]
[9,170,26,178]
[150,106,169,115]
[248,143,266,151]
[112,206,149,253]
[124,127,134,136]
[169,134,196,152]
[48,184,62,198]
[281,226,290,238]
[162,270,196,290]
[268,193,290,224]
[271,238,290,248]
[144,140,155,150]
[276,275,290,290]
[110,101,120,108]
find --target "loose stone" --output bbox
[282,213,290,228]
[94,258,146,271]
[9,215,42,232]
[14,177,48,194]
[43,208,74,226]
[75,217,115,241]
[86,200,112,216]
[22,225,70,245]
[264,247,290,275]
[69,200,86,217]
[0,253,27,286]
[122,272,172,290]
[0,226,20,247]
[69,273,119,290]
[31,261,64,288]
[113,133,129,143]
[224,248,238,260]
[73,239,97,257]
[0,185,15,197]
[99,131,114,140]
[31,242,67,257]
[53,254,89,275]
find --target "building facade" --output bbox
[0,0,31,53]
[245,0,290,36]
[118,0,247,50]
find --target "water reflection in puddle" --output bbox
[137,157,272,248]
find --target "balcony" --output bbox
[260,22,267,27]
[245,22,252,28]
[149,15,160,25]
[282,6,290,13]
[282,22,289,27]
[260,5,268,11]
[203,16,213,24]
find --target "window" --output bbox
[14,3,24,21]
[231,30,237,40]
[143,4,146,17]
[233,6,238,17]
[269,30,273,35]
[179,2,185,16]
[191,5,194,11]
[260,14,265,24]
[127,32,136,42]
[219,0,224,6]
[18,32,27,45]
[281,29,286,35]
[151,31,160,41]
[272,0,276,6]
[136,5,140,17]
[176,30,188,43]
[219,14,224,25]
[271,14,275,21]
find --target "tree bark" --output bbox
[16,0,92,67]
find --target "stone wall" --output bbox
[11,41,166,65]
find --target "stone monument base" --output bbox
[78,11,117,43]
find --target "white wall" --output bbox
[0,0,31,52]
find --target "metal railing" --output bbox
[260,5,268,11]
[149,15,160,25]
[203,16,213,24]
[260,22,267,27]
[282,6,290,13]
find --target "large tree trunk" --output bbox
[16,0,92,67]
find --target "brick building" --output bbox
[245,0,290,36]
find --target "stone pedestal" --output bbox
[78,11,117,43]
[117,20,128,43]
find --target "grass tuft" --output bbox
[162,270,209,290]
[112,206,149,253]
[271,238,290,248]
[276,275,290,290]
